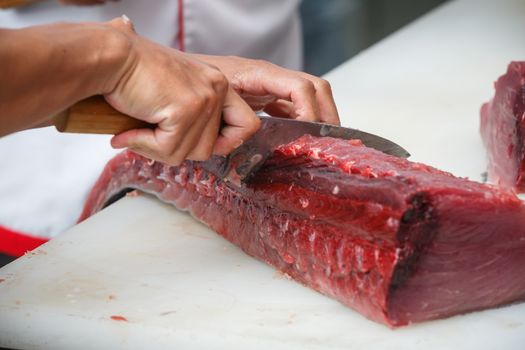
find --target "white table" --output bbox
[1,0,525,349]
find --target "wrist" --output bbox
[94,17,137,95]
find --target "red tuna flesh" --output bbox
[80,135,525,327]
[480,61,525,191]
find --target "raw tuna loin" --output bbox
[80,135,525,327]
[480,61,525,191]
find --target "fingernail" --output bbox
[121,14,131,24]
[110,136,123,149]
[234,139,244,149]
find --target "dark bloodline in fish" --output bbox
[82,135,525,327]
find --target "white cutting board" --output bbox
[1,195,524,350]
[2,0,525,348]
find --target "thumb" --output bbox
[111,127,155,150]
[111,127,182,164]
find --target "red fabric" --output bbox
[176,0,185,51]
[0,226,48,257]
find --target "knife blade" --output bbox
[202,115,410,185]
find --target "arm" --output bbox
[0,22,128,135]
[0,17,339,166]
[54,0,340,126]
[0,17,259,165]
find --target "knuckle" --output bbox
[245,58,273,73]
[205,89,219,106]
[254,59,272,68]
[159,109,185,131]
[175,93,197,112]
[296,78,316,93]
[316,78,333,94]
[182,93,209,116]
[209,70,229,92]
[197,92,219,117]
[192,96,207,112]
[195,92,210,108]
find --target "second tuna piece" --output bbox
[480,61,525,191]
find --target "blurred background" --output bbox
[1,0,450,74]
[301,0,448,75]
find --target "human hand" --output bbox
[102,18,260,165]
[191,55,340,125]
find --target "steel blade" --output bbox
[203,116,410,186]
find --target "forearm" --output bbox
[0,22,132,135]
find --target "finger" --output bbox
[111,118,205,166]
[185,107,221,161]
[299,73,340,125]
[287,77,320,122]
[111,127,182,163]
[169,116,212,164]
[161,96,222,164]
[233,64,320,122]
[107,14,136,33]
[185,74,225,161]
[111,127,154,150]
[213,88,260,156]
[239,94,277,111]
[112,125,204,166]
[263,99,295,118]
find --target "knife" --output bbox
[206,115,410,185]
[53,96,410,184]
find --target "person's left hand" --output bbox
[190,55,340,125]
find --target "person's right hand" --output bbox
[102,17,260,165]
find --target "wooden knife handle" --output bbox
[53,96,155,135]
[0,0,35,9]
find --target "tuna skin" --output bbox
[80,135,525,327]
[480,61,525,191]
